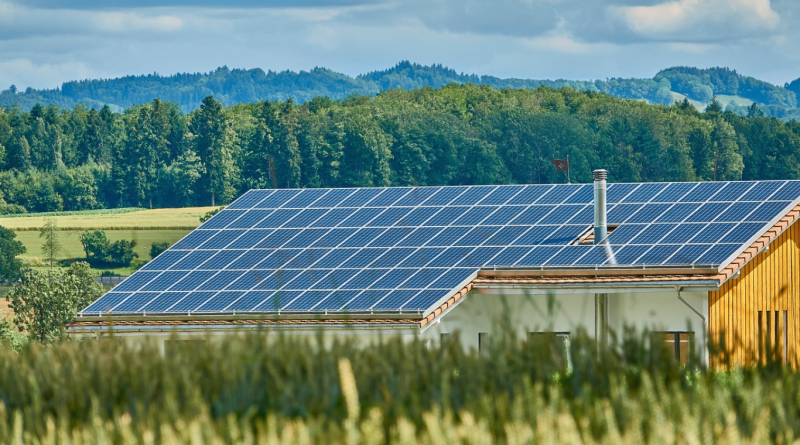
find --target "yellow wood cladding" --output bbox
[709,221,800,367]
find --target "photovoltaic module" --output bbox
[80,180,800,317]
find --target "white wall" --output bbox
[421,289,708,358]
[71,288,709,359]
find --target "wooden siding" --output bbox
[709,221,800,367]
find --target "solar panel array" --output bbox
[81,180,800,316]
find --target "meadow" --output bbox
[0,207,215,275]
[0,329,796,444]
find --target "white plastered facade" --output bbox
[419,287,710,359]
[72,286,710,362]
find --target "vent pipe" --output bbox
[593,169,608,244]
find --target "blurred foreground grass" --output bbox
[0,328,797,444]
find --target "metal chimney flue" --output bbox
[593,169,607,244]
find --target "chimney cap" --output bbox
[593,169,607,181]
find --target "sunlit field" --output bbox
[0,207,216,231]
[0,207,214,275]
[0,329,795,444]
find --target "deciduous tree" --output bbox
[39,217,61,269]
[7,262,102,342]
[0,225,25,282]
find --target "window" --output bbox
[758,310,788,364]
[655,331,694,365]
[528,332,571,369]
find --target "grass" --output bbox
[14,229,193,275]
[0,206,216,231]
[716,94,755,108]
[0,329,797,444]
[0,207,213,276]
[0,207,144,219]
[669,92,755,112]
[670,91,706,110]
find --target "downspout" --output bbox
[676,286,707,365]
[593,169,608,350]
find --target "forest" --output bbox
[1,84,800,215]
[2,62,799,118]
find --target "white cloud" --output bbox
[90,12,184,33]
[610,0,780,42]
[0,0,797,92]
[0,59,94,90]
[0,1,185,39]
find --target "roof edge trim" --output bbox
[716,203,800,285]
[478,266,718,278]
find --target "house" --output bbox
[69,171,800,367]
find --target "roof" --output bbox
[73,180,800,327]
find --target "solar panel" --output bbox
[80,180,800,317]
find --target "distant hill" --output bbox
[1,61,798,119]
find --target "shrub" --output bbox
[149,241,170,259]
[107,239,138,267]
[79,229,110,261]
[6,262,102,342]
[0,225,26,282]
[79,229,138,267]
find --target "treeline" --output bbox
[3,61,798,117]
[656,66,797,108]
[1,85,800,213]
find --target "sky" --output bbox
[1,0,798,90]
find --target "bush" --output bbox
[0,225,26,282]
[79,229,138,267]
[79,229,110,262]
[0,203,26,215]
[149,241,170,259]
[107,239,138,267]
[6,262,102,342]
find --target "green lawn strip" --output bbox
[0,207,144,219]
[0,206,215,231]
[14,229,193,276]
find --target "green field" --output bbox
[716,94,755,108]
[669,91,755,111]
[1,207,215,275]
[0,331,796,444]
[0,206,216,231]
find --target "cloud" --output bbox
[89,11,184,33]
[11,0,380,9]
[0,59,94,90]
[410,0,560,38]
[0,0,797,92]
[0,1,184,39]
[608,0,781,42]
